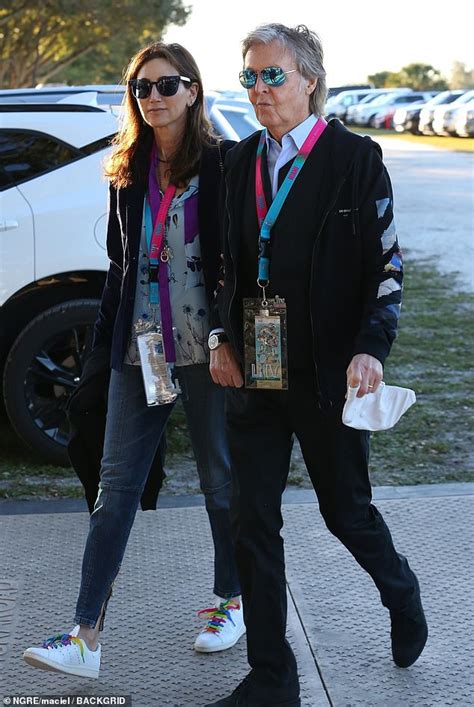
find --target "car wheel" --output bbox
[3,299,100,466]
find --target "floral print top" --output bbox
[124,175,210,367]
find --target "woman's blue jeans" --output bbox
[74,363,240,628]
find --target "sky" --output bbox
[163,0,472,92]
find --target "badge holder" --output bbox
[243,284,288,390]
[136,321,181,406]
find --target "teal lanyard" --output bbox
[255,117,327,287]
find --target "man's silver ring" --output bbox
[368,384,374,388]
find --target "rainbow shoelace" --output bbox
[42,633,85,661]
[197,598,240,634]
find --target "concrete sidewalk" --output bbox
[1,485,473,706]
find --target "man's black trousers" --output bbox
[226,373,419,690]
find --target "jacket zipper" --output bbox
[310,174,350,406]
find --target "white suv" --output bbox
[0,87,258,464]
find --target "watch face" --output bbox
[208,334,219,350]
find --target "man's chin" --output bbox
[255,112,274,129]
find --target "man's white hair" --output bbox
[242,23,327,116]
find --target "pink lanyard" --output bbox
[255,116,327,228]
[147,145,177,362]
[148,184,176,261]
[254,117,327,286]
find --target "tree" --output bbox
[0,0,190,88]
[368,63,448,91]
[367,71,396,88]
[449,61,474,89]
[397,63,448,91]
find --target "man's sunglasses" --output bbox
[239,66,297,89]
[128,76,192,99]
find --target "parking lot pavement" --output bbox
[376,138,473,293]
[1,486,473,706]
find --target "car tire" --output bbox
[3,298,100,466]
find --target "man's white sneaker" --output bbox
[194,597,246,653]
[23,625,101,679]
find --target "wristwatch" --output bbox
[208,332,229,350]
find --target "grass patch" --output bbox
[1,259,472,499]
[351,127,474,153]
[367,262,473,485]
[288,259,473,487]
[0,403,190,500]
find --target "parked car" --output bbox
[418,90,467,135]
[326,84,373,100]
[372,92,437,130]
[348,89,413,127]
[0,87,257,464]
[324,89,378,122]
[0,85,126,106]
[344,90,404,125]
[211,98,261,140]
[432,90,474,136]
[453,99,474,137]
[393,91,464,134]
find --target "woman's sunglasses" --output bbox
[129,76,192,99]
[239,66,297,89]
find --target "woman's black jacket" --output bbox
[68,139,235,511]
[93,139,235,371]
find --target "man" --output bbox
[207,23,428,707]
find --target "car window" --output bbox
[217,107,260,139]
[452,91,474,106]
[0,129,81,189]
[438,93,465,105]
[370,94,398,106]
[359,93,384,105]
[0,92,78,104]
[427,92,459,106]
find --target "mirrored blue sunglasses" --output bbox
[239,66,297,89]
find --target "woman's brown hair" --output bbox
[104,42,216,188]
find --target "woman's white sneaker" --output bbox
[23,625,101,679]
[194,597,246,653]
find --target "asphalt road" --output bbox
[376,137,473,292]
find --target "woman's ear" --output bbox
[188,82,199,106]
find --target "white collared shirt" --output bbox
[265,113,318,198]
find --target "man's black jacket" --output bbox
[215,120,403,403]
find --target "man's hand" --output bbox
[210,343,244,388]
[346,353,383,398]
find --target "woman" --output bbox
[23,42,243,679]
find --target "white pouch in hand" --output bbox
[342,381,416,431]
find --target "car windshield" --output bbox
[358,93,387,105]
[455,98,474,111]
[427,91,464,107]
[216,105,260,139]
[451,91,474,106]
[369,92,408,107]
